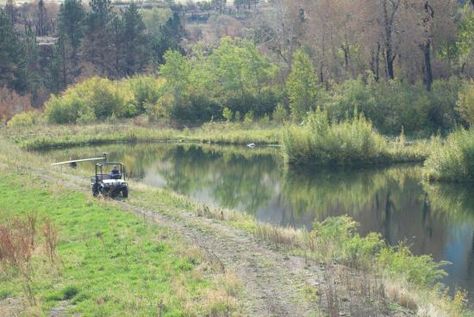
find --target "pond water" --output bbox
[44,143,474,300]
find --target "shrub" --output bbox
[127,76,164,113]
[428,78,461,132]
[324,78,460,136]
[375,81,431,135]
[222,107,233,122]
[45,77,146,124]
[7,111,39,128]
[424,129,474,182]
[243,111,254,125]
[272,103,287,123]
[0,87,31,123]
[307,216,446,286]
[286,49,319,121]
[0,215,38,304]
[44,94,85,124]
[62,286,79,300]
[146,93,173,122]
[378,245,448,287]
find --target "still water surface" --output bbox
[45,143,474,300]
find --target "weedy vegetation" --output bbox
[424,128,474,182]
[282,108,431,167]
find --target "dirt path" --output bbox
[46,171,323,316]
[119,202,324,316]
[32,168,401,317]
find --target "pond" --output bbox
[43,143,474,301]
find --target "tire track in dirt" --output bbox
[39,170,323,316]
[117,202,323,316]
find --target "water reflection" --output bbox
[44,143,474,298]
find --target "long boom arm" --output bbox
[51,153,107,166]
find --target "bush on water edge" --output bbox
[424,128,474,182]
[282,108,429,167]
[255,216,469,315]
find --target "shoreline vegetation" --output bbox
[3,122,282,151]
[3,118,474,182]
[0,136,471,316]
[282,109,432,167]
[424,129,474,182]
[3,117,474,183]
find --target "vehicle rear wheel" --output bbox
[122,187,128,198]
[92,184,100,197]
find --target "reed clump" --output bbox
[282,109,427,167]
[424,128,474,182]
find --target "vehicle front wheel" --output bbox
[122,187,128,198]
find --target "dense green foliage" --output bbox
[323,78,462,135]
[6,111,39,128]
[44,76,163,124]
[42,56,471,136]
[44,38,280,124]
[286,50,319,122]
[159,38,279,122]
[424,129,474,182]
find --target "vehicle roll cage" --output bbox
[94,162,127,182]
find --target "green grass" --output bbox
[0,172,237,316]
[282,109,430,167]
[424,128,474,182]
[2,121,281,151]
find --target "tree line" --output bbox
[1,0,473,134]
[0,0,184,108]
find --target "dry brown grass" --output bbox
[254,223,303,248]
[42,218,59,264]
[0,215,38,305]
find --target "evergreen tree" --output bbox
[110,15,124,77]
[57,0,85,87]
[286,49,318,122]
[0,8,27,92]
[150,6,184,65]
[83,0,114,76]
[59,0,85,60]
[122,3,149,76]
[35,0,49,36]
